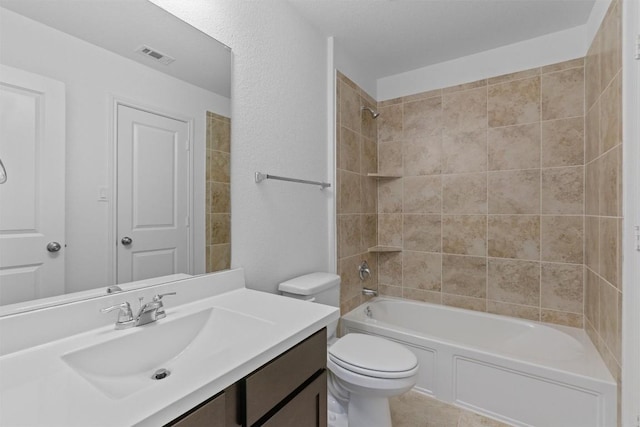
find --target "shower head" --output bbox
[361,106,380,119]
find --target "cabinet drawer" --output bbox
[245,328,326,426]
[262,371,327,427]
[169,391,225,427]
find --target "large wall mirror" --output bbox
[0,0,232,314]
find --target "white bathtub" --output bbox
[341,297,616,427]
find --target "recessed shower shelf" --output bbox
[368,246,402,253]
[367,173,401,179]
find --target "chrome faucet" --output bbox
[358,260,379,297]
[135,292,176,326]
[101,292,176,329]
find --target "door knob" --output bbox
[121,237,133,245]
[46,242,62,252]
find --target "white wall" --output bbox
[377,25,586,100]
[334,44,377,98]
[377,1,613,101]
[150,0,331,293]
[0,9,230,293]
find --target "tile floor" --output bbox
[390,391,513,427]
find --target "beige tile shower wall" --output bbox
[376,58,586,328]
[336,71,379,314]
[583,0,623,402]
[205,111,231,272]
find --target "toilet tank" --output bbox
[278,272,340,307]
[279,272,341,341]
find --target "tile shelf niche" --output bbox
[367,173,401,179]
[368,246,402,253]
[366,172,402,254]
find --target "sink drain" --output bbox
[151,368,171,380]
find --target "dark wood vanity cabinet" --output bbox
[170,392,226,427]
[166,328,327,427]
[260,371,327,427]
[166,381,242,427]
[245,328,326,426]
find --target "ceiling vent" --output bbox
[135,45,175,65]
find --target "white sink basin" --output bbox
[62,307,273,399]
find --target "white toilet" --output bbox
[279,272,418,427]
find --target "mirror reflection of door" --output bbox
[0,65,65,305]
[116,104,189,284]
[0,2,231,309]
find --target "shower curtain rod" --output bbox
[255,172,331,189]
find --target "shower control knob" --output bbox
[46,242,62,252]
[121,237,133,246]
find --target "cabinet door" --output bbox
[245,329,326,425]
[261,371,327,427]
[169,392,225,427]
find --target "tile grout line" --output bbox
[485,83,490,312]
[539,72,543,322]
[400,97,405,300]
[582,62,587,329]
[440,95,444,306]
[596,45,603,347]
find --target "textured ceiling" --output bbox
[288,0,596,79]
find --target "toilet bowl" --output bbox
[327,333,418,427]
[278,272,419,427]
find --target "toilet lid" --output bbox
[328,333,418,378]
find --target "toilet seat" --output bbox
[327,357,419,394]
[328,333,418,379]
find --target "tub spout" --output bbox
[362,288,378,297]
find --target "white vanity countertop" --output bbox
[0,285,339,426]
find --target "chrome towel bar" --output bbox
[255,172,331,189]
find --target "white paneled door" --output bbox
[0,65,65,305]
[116,105,189,283]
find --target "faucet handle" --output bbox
[101,302,135,329]
[152,292,176,302]
[358,260,371,281]
[152,292,176,319]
